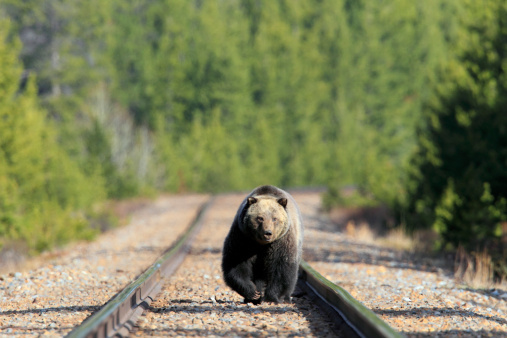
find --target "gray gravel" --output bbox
[131,193,337,337]
[298,192,507,337]
[0,194,209,337]
[1,191,505,337]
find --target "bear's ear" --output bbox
[247,197,258,206]
[277,198,288,208]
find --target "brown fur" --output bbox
[222,185,303,304]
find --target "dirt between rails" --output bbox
[0,191,506,337]
[131,193,339,337]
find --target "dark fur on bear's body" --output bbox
[222,185,303,304]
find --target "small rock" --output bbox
[262,323,277,332]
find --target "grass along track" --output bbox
[4,190,501,336]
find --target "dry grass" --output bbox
[337,208,506,290]
[0,240,29,274]
[344,220,375,243]
[344,220,417,251]
[378,227,418,251]
[454,246,495,289]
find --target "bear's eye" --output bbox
[256,216,264,223]
[272,217,277,222]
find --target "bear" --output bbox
[221,185,304,304]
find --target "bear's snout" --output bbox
[256,226,274,244]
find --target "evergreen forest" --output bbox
[0,0,505,278]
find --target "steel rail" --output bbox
[66,197,215,338]
[298,260,404,338]
[67,193,401,338]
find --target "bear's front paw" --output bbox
[244,290,262,305]
[252,290,261,300]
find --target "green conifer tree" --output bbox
[0,18,104,252]
[405,0,507,254]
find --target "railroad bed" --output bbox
[129,193,342,337]
[0,194,209,336]
[1,191,506,337]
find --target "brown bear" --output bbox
[222,185,303,304]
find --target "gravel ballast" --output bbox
[0,190,505,337]
[0,194,209,337]
[297,191,507,337]
[131,193,338,337]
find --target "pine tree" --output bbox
[405,0,507,252]
[0,18,104,251]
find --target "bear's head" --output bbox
[241,196,289,245]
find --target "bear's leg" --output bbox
[248,279,266,304]
[264,260,299,303]
[244,280,263,304]
[224,260,262,302]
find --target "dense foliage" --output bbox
[403,0,507,268]
[0,0,505,273]
[2,0,448,196]
[0,20,105,252]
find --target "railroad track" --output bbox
[66,194,402,338]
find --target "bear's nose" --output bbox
[264,230,272,237]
